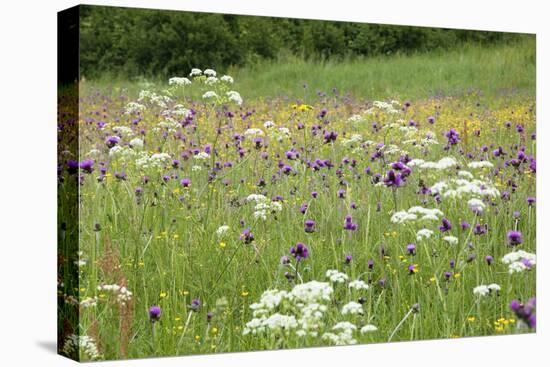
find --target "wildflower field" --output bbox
[58,51,536,360]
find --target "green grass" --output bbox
[85,39,535,101]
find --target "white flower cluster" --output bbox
[246,194,282,221]
[399,126,418,137]
[109,145,136,160]
[129,137,144,150]
[244,278,375,344]
[416,228,434,241]
[227,90,243,105]
[326,269,349,283]
[194,151,210,160]
[341,134,363,146]
[367,100,400,114]
[135,152,171,170]
[112,126,134,138]
[216,225,230,236]
[443,236,459,245]
[137,91,171,108]
[97,284,133,306]
[244,281,333,337]
[220,75,234,83]
[473,283,501,297]
[468,161,494,169]
[168,77,192,86]
[202,91,218,99]
[348,279,369,290]
[156,117,180,133]
[62,334,102,360]
[322,322,357,345]
[264,120,275,128]
[341,301,363,315]
[430,178,499,199]
[391,206,444,224]
[124,102,146,115]
[269,127,291,142]
[408,157,457,170]
[164,104,192,118]
[347,114,367,125]
[189,68,202,76]
[80,297,98,308]
[502,250,536,274]
[244,128,264,139]
[468,198,486,212]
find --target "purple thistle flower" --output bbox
[444,271,452,281]
[67,159,79,174]
[507,230,523,246]
[406,243,416,255]
[368,259,374,270]
[510,297,536,329]
[474,223,487,235]
[527,196,536,206]
[383,170,402,188]
[79,159,95,174]
[280,255,290,265]
[344,255,353,264]
[445,129,460,146]
[149,305,161,322]
[105,135,120,148]
[240,228,254,244]
[311,191,318,198]
[461,220,470,231]
[485,255,494,265]
[343,214,358,231]
[180,178,191,187]
[304,219,316,233]
[337,189,346,198]
[189,299,201,312]
[439,218,452,232]
[323,131,338,144]
[290,242,309,262]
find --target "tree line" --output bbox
[79,5,528,79]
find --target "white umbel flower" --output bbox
[341,301,363,315]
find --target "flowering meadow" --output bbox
[58,68,536,361]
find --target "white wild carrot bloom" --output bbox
[360,324,378,334]
[220,75,234,83]
[203,68,217,77]
[205,76,219,85]
[416,229,434,241]
[124,102,146,115]
[227,90,243,105]
[348,279,369,290]
[169,76,192,86]
[263,120,275,128]
[341,301,363,315]
[443,236,459,245]
[194,151,210,160]
[189,68,202,76]
[216,225,230,236]
[468,198,485,212]
[62,334,102,360]
[202,91,218,99]
[129,138,144,149]
[290,281,333,303]
[326,269,348,283]
[473,285,490,297]
[468,161,494,169]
